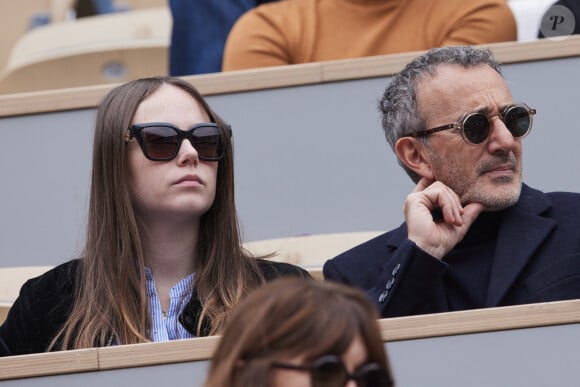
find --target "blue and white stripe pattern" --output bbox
[145,267,196,341]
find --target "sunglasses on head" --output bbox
[271,355,393,387]
[408,103,536,145]
[128,122,229,161]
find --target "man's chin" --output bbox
[463,183,522,211]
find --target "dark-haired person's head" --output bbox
[205,277,394,387]
[380,46,535,212]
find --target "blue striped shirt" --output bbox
[145,267,195,341]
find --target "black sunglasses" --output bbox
[271,355,393,387]
[128,122,230,161]
[407,103,536,145]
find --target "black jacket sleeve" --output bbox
[0,261,78,357]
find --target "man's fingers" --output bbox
[439,189,463,225]
[422,182,463,225]
[407,179,466,225]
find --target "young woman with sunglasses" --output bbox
[0,77,309,356]
[205,277,395,387]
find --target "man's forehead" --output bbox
[415,64,511,115]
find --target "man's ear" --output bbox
[394,137,434,180]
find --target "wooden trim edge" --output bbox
[1,37,579,118]
[2,299,580,380]
[379,298,580,342]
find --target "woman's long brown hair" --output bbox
[50,77,263,350]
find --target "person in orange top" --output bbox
[222,0,517,71]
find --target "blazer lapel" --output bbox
[485,186,556,307]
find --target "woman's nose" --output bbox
[176,139,199,165]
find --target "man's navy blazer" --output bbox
[324,184,580,317]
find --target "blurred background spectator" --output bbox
[1,0,573,94]
[222,0,517,71]
[169,0,278,76]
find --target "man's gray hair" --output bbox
[378,46,502,182]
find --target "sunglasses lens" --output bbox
[462,113,490,144]
[504,106,531,138]
[191,125,222,160]
[311,357,347,387]
[142,126,180,160]
[138,125,223,161]
[356,363,391,387]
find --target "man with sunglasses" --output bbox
[324,46,580,318]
